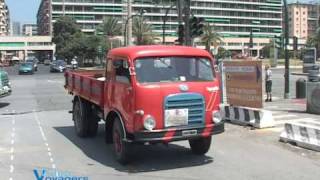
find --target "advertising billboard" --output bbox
[224,60,263,108]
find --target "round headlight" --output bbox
[212,111,222,124]
[143,115,156,131]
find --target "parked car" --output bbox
[308,70,320,82]
[50,60,66,72]
[44,59,51,65]
[19,63,34,75]
[25,59,38,71]
[0,69,11,97]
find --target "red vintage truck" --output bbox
[65,45,224,164]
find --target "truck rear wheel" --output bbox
[189,136,212,155]
[112,118,130,164]
[73,99,98,137]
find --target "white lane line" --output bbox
[34,111,57,170]
[9,165,14,173]
[9,113,16,179]
[273,114,297,119]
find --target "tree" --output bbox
[52,16,81,62]
[201,23,222,52]
[215,47,231,60]
[132,16,158,45]
[97,17,122,37]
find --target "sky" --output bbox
[6,0,41,24]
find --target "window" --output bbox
[134,57,214,83]
[113,60,130,84]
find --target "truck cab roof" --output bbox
[107,45,213,60]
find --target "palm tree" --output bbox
[97,16,122,37]
[132,16,158,45]
[201,23,222,52]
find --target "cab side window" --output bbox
[114,59,131,84]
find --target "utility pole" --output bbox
[127,0,133,46]
[184,0,192,46]
[283,0,290,99]
[62,0,65,15]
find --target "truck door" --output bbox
[107,58,135,132]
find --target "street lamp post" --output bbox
[162,4,176,44]
[283,0,290,99]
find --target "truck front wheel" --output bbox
[112,118,130,164]
[189,136,212,155]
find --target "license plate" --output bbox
[165,109,188,127]
[182,130,197,137]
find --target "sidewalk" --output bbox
[264,98,320,130]
[270,65,302,69]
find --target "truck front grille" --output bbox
[164,93,205,125]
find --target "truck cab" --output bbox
[65,45,224,164]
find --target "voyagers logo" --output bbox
[33,168,88,180]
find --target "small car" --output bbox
[50,60,66,72]
[19,63,34,75]
[26,59,38,71]
[308,70,320,82]
[0,69,11,97]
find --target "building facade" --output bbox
[288,2,320,39]
[22,24,38,36]
[37,0,282,55]
[11,21,21,36]
[0,0,10,36]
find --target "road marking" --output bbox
[274,118,316,126]
[273,114,297,119]
[34,111,57,170]
[9,113,16,180]
[9,165,14,173]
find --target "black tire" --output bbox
[73,99,89,137]
[88,113,99,137]
[189,136,212,155]
[112,118,130,164]
[73,98,98,138]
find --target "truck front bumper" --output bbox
[129,121,224,143]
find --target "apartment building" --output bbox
[288,2,320,39]
[0,0,10,36]
[37,0,282,55]
[22,24,38,36]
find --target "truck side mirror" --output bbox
[214,65,219,72]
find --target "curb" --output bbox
[220,104,274,128]
[280,120,320,152]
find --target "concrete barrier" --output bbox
[221,104,274,128]
[280,120,320,152]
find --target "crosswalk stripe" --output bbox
[271,111,283,115]
[273,114,297,119]
[274,118,316,126]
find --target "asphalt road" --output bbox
[0,65,319,180]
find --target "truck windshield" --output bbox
[134,57,214,83]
